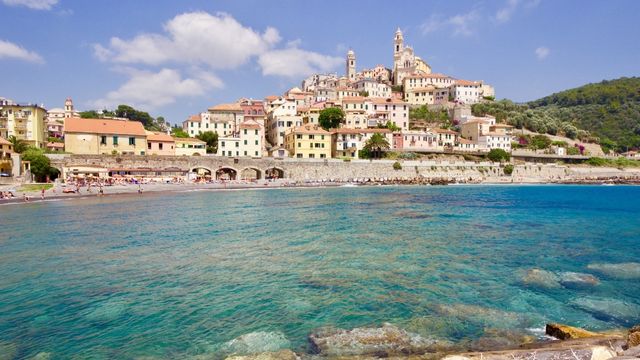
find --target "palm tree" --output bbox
[364,133,390,159]
[8,135,27,153]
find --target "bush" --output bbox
[393,161,402,170]
[566,147,580,155]
[487,148,511,162]
[503,164,514,175]
[530,135,552,150]
[586,157,607,166]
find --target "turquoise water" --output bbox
[1,185,640,359]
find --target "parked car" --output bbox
[0,172,11,177]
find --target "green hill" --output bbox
[472,77,640,152]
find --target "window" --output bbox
[244,140,247,145]
[235,142,239,147]
[129,137,135,146]
[309,135,314,139]
[100,136,107,145]
[113,136,118,145]
[147,142,152,150]
[255,151,258,156]
[244,151,247,156]
[309,153,315,158]
[296,153,303,158]
[244,129,247,135]
[255,140,258,145]
[221,141,225,147]
[159,143,163,150]
[221,151,225,156]
[320,154,326,158]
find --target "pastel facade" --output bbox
[174,137,206,156]
[434,129,459,148]
[0,137,11,174]
[146,131,175,156]
[207,103,244,137]
[400,130,439,152]
[403,73,455,91]
[64,117,147,155]
[370,98,409,131]
[219,121,263,158]
[405,86,449,106]
[0,103,47,148]
[353,79,391,98]
[332,129,392,159]
[460,120,513,151]
[451,80,482,104]
[284,124,332,159]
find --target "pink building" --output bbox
[146,131,175,155]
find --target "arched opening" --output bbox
[190,166,212,181]
[216,167,237,181]
[240,167,262,181]
[47,167,61,182]
[265,167,285,179]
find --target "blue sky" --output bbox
[1,0,639,125]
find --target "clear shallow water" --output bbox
[1,185,639,359]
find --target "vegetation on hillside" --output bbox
[80,105,169,132]
[409,106,451,128]
[473,77,640,153]
[318,107,345,130]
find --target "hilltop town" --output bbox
[0,29,638,185]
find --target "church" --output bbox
[392,28,432,85]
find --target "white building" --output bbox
[450,80,483,104]
[332,128,393,159]
[405,86,449,106]
[218,120,263,158]
[403,73,455,91]
[353,79,391,98]
[460,120,513,152]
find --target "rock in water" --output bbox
[220,331,291,356]
[30,353,52,360]
[82,299,128,323]
[558,272,600,288]
[224,350,297,360]
[571,297,640,324]
[629,324,640,347]
[545,323,599,340]
[308,323,443,356]
[587,263,640,279]
[521,269,561,289]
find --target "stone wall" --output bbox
[47,154,640,183]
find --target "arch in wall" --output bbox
[264,167,285,179]
[240,167,262,180]
[216,166,237,181]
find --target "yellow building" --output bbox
[284,124,332,159]
[64,117,147,155]
[0,137,13,175]
[174,137,206,156]
[0,103,47,148]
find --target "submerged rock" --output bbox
[224,349,297,360]
[434,304,522,329]
[220,331,291,356]
[521,269,561,289]
[30,353,52,360]
[570,297,640,324]
[0,342,17,360]
[82,299,128,323]
[558,272,600,288]
[308,323,445,356]
[587,262,640,279]
[464,328,536,352]
[628,324,640,347]
[443,345,617,360]
[545,323,599,340]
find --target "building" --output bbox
[460,120,513,151]
[207,103,244,137]
[0,137,13,175]
[332,128,392,159]
[346,49,356,82]
[434,128,459,149]
[400,130,439,152]
[174,137,206,156]
[218,120,263,158]
[45,142,65,152]
[451,80,483,104]
[405,86,449,106]
[64,117,147,155]
[183,114,204,137]
[393,28,431,85]
[284,124,332,159]
[370,98,410,130]
[353,79,391,98]
[403,73,455,91]
[0,102,47,148]
[146,131,175,156]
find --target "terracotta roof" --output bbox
[173,137,205,143]
[483,132,509,137]
[297,106,310,112]
[187,114,201,122]
[239,120,261,130]
[146,131,175,142]
[65,117,147,136]
[290,124,332,135]
[407,86,436,92]
[462,119,491,125]
[208,103,243,112]
[264,95,280,101]
[491,124,513,128]
[341,96,366,103]
[455,79,481,86]
[0,137,12,145]
[46,142,65,148]
[405,73,452,80]
[458,138,476,144]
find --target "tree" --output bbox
[487,148,511,162]
[80,110,100,118]
[8,135,28,153]
[381,121,401,132]
[196,131,218,154]
[503,164,514,175]
[363,133,390,159]
[171,126,189,138]
[22,147,56,182]
[529,134,552,150]
[318,107,344,130]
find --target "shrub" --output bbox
[566,147,580,155]
[586,157,607,166]
[393,161,402,170]
[503,164,514,175]
[487,148,511,162]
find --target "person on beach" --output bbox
[23,193,29,202]
[41,188,45,200]
[137,184,143,194]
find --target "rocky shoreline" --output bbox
[219,323,640,360]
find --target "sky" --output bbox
[1,0,639,125]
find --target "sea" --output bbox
[1,185,639,359]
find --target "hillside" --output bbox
[472,77,640,153]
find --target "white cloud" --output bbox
[258,47,342,78]
[94,11,281,69]
[92,68,223,110]
[420,10,480,37]
[495,0,541,23]
[535,46,550,60]
[0,39,44,63]
[1,0,57,10]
